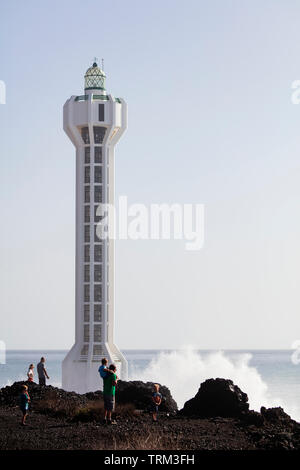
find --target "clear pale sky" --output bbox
[1,0,300,350]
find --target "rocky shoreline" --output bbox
[0,378,299,450]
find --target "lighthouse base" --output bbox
[62,343,128,394]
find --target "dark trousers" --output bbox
[39,377,46,386]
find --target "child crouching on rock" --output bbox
[151,383,162,422]
[20,384,30,426]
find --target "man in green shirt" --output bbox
[103,364,118,425]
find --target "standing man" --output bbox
[103,364,118,425]
[37,357,50,386]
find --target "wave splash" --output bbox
[129,348,300,421]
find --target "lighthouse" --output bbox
[62,61,128,393]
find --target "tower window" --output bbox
[85,147,90,164]
[94,245,102,262]
[85,166,90,184]
[94,324,102,342]
[99,104,105,122]
[84,265,90,283]
[84,324,89,342]
[84,187,90,203]
[84,225,90,243]
[93,126,106,144]
[94,186,102,203]
[81,127,90,144]
[81,344,88,356]
[84,245,90,262]
[84,284,90,302]
[94,166,102,183]
[94,265,102,282]
[84,304,90,322]
[95,146,102,163]
[93,345,102,356]
[84,205,90,223]
[94,304,102,322]
[94,285,102,302]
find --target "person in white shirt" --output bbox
[27,364,34,382]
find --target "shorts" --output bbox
[151,404,159,413]
[103,394,115,411]
[20,407,28,416]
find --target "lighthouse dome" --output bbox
[84,62,106,91]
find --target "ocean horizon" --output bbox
[1,348,300,422]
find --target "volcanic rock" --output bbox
[0,381,88,409]
[180,378,249,417]
[0,380,177,413]
[116,380,177,412]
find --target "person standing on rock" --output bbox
[20,384,30,426]
[103,364,118,425]
[27,364,34,382]
[151,384,162,422]
[37,357,49,386]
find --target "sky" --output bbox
[1,0,300,350]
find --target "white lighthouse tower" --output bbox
[62,61,128,393]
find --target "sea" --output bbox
[1,349,300,421]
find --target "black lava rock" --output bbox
[180,378,249,418]
[0,380,177,413]
[116,380,178,412]
[0,381,88,409]
[84,390,103,401]
[260,406,294,426]
[241,410,265,427]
